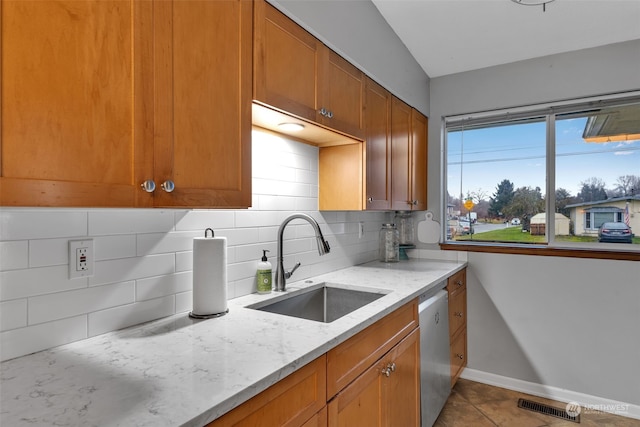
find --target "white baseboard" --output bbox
[460,368,640,421]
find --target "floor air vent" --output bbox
[517,398,580,423]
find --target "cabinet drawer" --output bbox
[446,269,466,295]
[326,300,418,398]
[448,287,466,337]
[450,328,467,387]
[207,355,326,427]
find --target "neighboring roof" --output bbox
[531,213,570,223]
[566,195,640,209]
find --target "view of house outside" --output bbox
[446,102,640,247]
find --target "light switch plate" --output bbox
[69,239,94,279]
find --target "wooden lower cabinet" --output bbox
[327,328,420,427]
[208,301,420,427]
[206,355,326,427]
[446,268,468,387]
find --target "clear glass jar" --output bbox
[394,211,415,245]
[379,223,399,263]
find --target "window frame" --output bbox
[440,91,640,261]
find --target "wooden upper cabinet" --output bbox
[411,109,428,211]
[391,97,428,211]
[253,0,364,140]
[0,0,251,208]
[318,50,365,138]
[0,0,152,207]
[364,77,392,210]
[253,0,320,122]
[152,0,252,208]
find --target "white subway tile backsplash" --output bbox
[0,265,87,301]
[89,209,176,235]
[0,241,28,271]
[174,210,235,231]
[95,234,137,260]
[29,282,135,325]
[136,271,191,301]
[0,316,87,361]
[0,131,385,361]
[90,254,175,287]
[0,299,27,331]
[88,295,175,337]
[0,210,87,240]
[175,291,192,314]
[137,231,199,256]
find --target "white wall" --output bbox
[429,40,640,411]
[0,130,388,361]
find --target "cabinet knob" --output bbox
[141,180,156,193]
[367,197,373,203]
[456,353,464,360]
[456,280,463,287]
[161,180,175,193]
[455,312,463,318]
[412,200,418,206]
[326,110,333,119]
[319,108,327,117]
[382,362,396,377]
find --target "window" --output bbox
[444,93,640,253]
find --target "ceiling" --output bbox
[371,0,640,78]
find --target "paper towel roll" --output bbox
[191,236,228,317]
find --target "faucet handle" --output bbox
[285,262,301,279]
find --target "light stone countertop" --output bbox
[0,259,466,427]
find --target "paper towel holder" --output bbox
[189,227,230,320]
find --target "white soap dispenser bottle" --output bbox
[256,249,272,294]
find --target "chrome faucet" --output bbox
[275,213,331,291]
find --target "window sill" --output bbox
[440,242,640,261]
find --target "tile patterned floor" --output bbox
[433,379,640,427]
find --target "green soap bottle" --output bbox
[256,249,272,294]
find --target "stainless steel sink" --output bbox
[247,282,389,323]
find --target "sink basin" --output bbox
[247,282,389,323]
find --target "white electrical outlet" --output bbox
[69,239,94,279]
[358,222,364,239]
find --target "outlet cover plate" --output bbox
[69,239,94,279]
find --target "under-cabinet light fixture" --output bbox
[277,122,305,132]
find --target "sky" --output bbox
[447,117,640,202]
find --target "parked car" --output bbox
[458,219,473,235]
[510,218,521,226]
[598,222,633,243]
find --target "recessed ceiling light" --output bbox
[277,122,305,132]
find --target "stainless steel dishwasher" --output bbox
[418,287,451,427]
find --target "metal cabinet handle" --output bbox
[161,180,175,193]
[326,110,333,119]
[367,197,373,203]
[141,180,156,193]
[382,362,396,377]
[319,108,327,117]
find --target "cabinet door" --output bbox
[383,328,420,427]
[318,49,365,139]
[410,109,428,210]
[254,0,320,122]
[327,328,420,427]
[364,77,392,210]
[0,0,152,207]
[153,0,252,208]
[391,97,413,211]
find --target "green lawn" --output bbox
[455,227,640,244]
